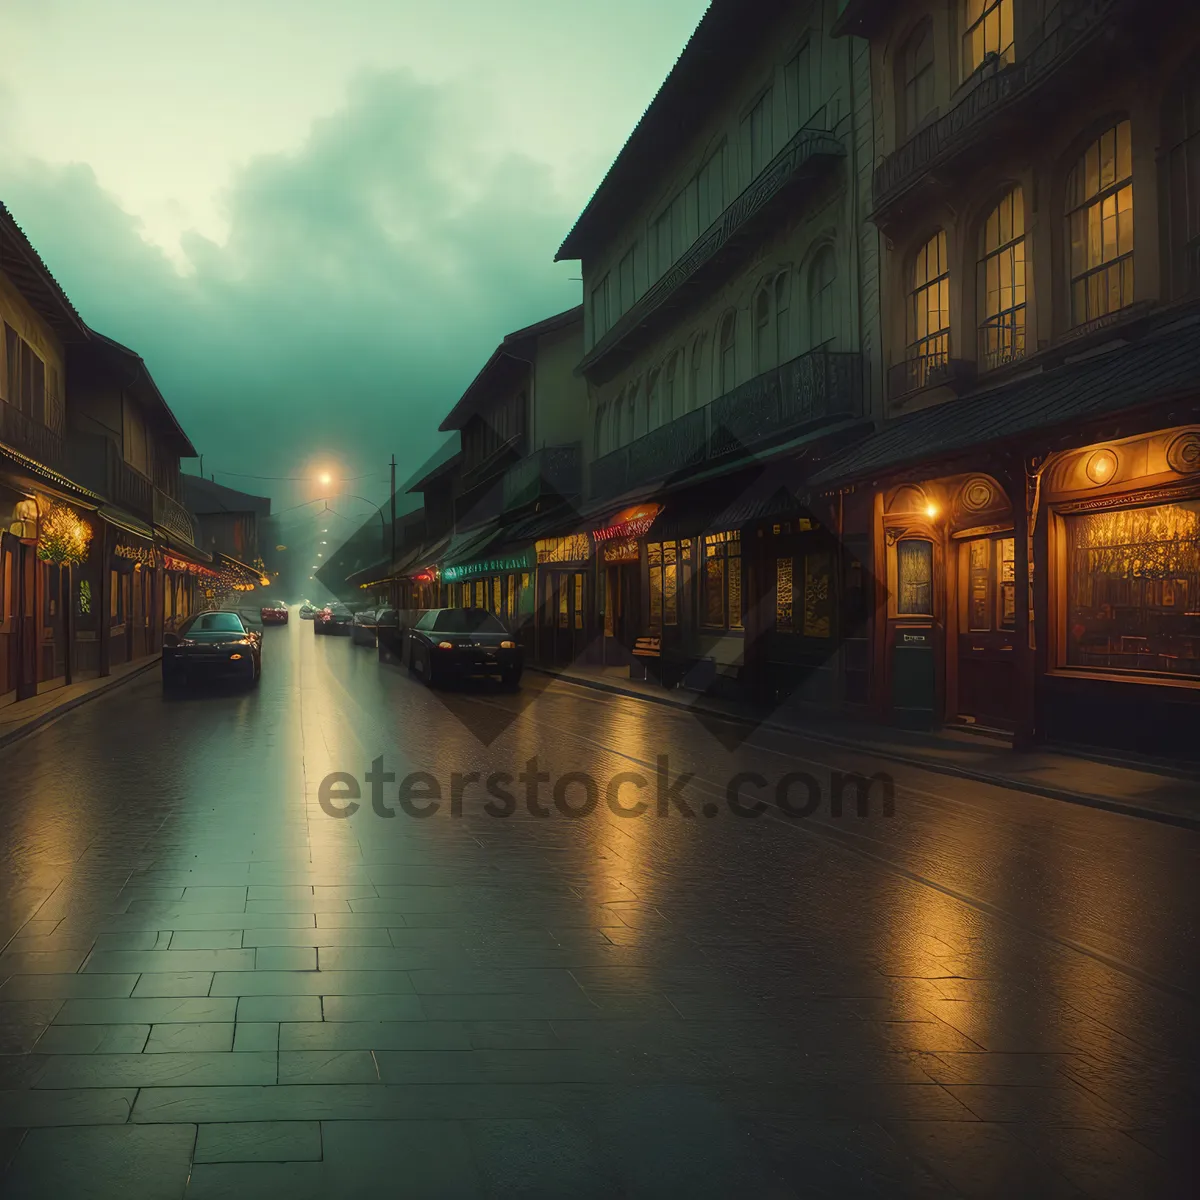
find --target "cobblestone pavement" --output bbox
[0,620,1196,1197]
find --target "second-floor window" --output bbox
[662,352,680,424]
[1066,119,1134,327]
[718,312,737,395]
[754,288,772,371]
[743,88,774,183]
[591,275,611,343]
[962,0,1014,78]
[902,19,936,138]
[809,246,838,350]
[978,186,1026,369]
[696,147,725,232]
[784,42,813,134]
[1161,58,1200,299]
[690,334,709,410]
[907,230,950,380]
[774,273,792,363]
[618,247,636,315]
[647,368,662,431]
[3,325,47,424]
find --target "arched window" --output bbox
[774,272,792,364]
[718,311,737,395]
[662,353,680,423]
[647,369,662,431]
[594,404,607,456]
[622,384,637,445]
[962,0,1013,80]
[609,400,621,449]
[906,230,950,386]
[977,186,1026,369]
[1162,60,1200,299]
[754,288,773,371]
[1066,119,1133,327]
[809,246,838,349]
[900,19,935,138]
[690,335,709,411]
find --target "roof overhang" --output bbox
[0,203,89,344]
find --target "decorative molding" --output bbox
[1054,479,1200,514]
[1166,430,1200,475]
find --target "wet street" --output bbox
[0,617,1197,1198]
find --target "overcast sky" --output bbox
[0,0,708,517]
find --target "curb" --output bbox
[0,656,161,753]
[529,667,1200,832]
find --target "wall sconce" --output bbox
[1086,449,1118,485]
[925,503,939,520]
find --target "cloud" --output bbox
[0,67,581,504]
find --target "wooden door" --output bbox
[956,534,1017,729]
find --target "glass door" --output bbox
[956,534,1016,728]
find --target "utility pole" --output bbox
[389,454,397,609]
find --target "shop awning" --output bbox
[443,522,504,569]
[810,312,1200,489]
[704,462,812,531]
[98,504,155,541]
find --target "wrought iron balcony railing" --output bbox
[588,346,862,502]
[872,0,1121,215]
[502,444,581,513]
[0,395,63,469]
[153,487,197,545]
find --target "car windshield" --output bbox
[431,608,507,633]
[182,613,244,634]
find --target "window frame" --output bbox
[961,0,1014,82]
[717,311,737,396]
[900,17,936,139]
[976,185,1027,370]
[905,230,951,386]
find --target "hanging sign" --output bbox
[592,503,662,543]
[114,542,158,568]
[602,537,640,563]
[443,547,535,583]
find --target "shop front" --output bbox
[591,504,660,669]
[532,534,592,666]
[441,545,537,649]
[1036,427,1200,756]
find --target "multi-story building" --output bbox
[555,0,880,703]
[813,0,1200,755]
[1,203,211,705]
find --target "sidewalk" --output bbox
[530,662,1200,830]
[0,655,160,750]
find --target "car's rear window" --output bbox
[183,613,244,633]
[432,608,506,633]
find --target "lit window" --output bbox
[1161,59,1200,299]
[809,246,838,349]
[962,0,1014,78]
[901,19,936,137]
[1066,120,1134,327]
[905,231,950,386]
[776,557,794,631]
[978,187,1026,369]
[702,532,742,630]
[718,312,737,395]
[897,540,934,615]
[648,541,687,626]
[1065,500,1200,678]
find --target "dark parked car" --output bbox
[314,602,352,635]
[162,610,261,691]
[351,608,381,646]
[404,607,522,689]
[261,601,289,625]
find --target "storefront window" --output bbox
[702,531,742,629]
[492,577,501,613]
[648,541,683,626]
[803,550,832,638]
[776,557,794,631]
[1065,500,1200,677]
[574,573,585,629]
[558,577,569,628]
[474,580,485,608]
[896,540,933,615]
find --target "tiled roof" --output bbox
[811,313,1200,488]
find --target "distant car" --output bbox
[351,608,381,647]
[162,610,261,691]
[299,603,316,620]
[261,601,289,625]
[314,602,352,635]
[404,607,522,689]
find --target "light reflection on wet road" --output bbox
[0,617,1196,1197]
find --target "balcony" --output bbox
[887,352,977,403]
[67,434,153,519]
[0,395,63,470]
[588,346,862,501]
[153,487,197,545]
[872,0,1124,218]
[579,116,845,380]
[502,445,581,513]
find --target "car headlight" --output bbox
[437,641,455,650]
[500,641,515,649]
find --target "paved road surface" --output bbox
[0,615,1196,1197]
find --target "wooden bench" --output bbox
[632,636,661,658]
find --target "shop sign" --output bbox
[536,534,590,564]
[114,541,157,568]
[443,547,535,583]
[602,537,640,563]
[592,503,661,543]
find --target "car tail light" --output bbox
[500,640,515,649]
[437,641,454,650]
